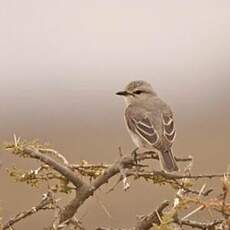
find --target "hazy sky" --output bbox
[0,0,230,131]
[0,1,230,128]
[1,1,230,92]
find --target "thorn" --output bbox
[122,176,130,191]
[42,193,48,200]
[118,146,123,157]
[155,209,162,224]
[182,205,204,220]
[13,133,21,147]
[199,184,206,197]
[13,133,17,147]
[118,165,130,191]
[31,207,37,213]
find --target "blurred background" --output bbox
[0,0,230,229]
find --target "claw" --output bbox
[131,147,139,165]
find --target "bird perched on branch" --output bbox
[116,80,178,172]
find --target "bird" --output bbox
[116,80,178,172]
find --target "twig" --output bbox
[172,179,213,197]
[54,216,86,230]
[39,148,69,165]
[128,170,226,180]
[134,151,193,162]
[178,219,223,229]
[58,155,135,224]
[181,205,204,221]
[71,163,110,170]
[3,192,55,230]
[134,200,170,230]
[175,155,193,162]
[23,147,87,189]
[5,141,228,229]
[222,173,230,220]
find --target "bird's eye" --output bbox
[134,90,143,94]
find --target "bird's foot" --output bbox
[131,147,139,165]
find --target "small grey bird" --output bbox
[116,80,178,172]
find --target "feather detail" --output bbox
[132,117,159,145]
[162,114,176,143]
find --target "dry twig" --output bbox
[3,192,55,230]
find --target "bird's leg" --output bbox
[131,147,139,165]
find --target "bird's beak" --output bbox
[116,91,132,96]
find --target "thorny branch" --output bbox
[178,219,223,229]
[3,192,56,230]
[23,147,86,189]
[134,200,170,230]
[2,137,230,229]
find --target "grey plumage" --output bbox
[116,80,178,172]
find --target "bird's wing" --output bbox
[162,113,176,144]
[125,107,159,145]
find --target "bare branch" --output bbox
[135,151,193,162]
[23,147,87,189]
[39,148,69,165]
[58,155,135,224]
[178,219,223,229]
[128,170,226,180]
[134,200,170,230]
[5,139,229,229]
[3,192,55,230]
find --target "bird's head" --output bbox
[116,80,157,105]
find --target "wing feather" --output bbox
[162,114,176,143]
[125,108,159,145]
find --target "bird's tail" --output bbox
[159,149,178,172]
